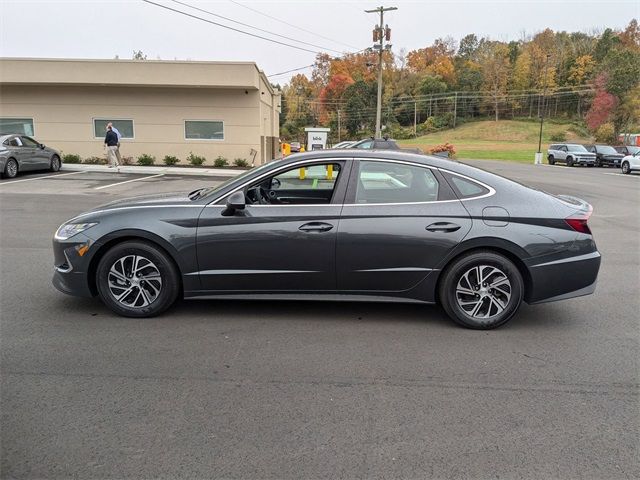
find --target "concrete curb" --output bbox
[61,163,245,177]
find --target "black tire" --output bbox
[50,155,61,172]
[566,156,574,167]
[547,155,555,165]
[4,158,18,178]
[594,159,601,167]
[622,162,631,174]
[438,251,524,330]
[96,241,180,317]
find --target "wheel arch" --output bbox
[434,239,533,303]
[87,230,184,296]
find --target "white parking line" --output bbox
[0,170,85,187]
[94,173,165,190]
[603,172,640,178]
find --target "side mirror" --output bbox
[222,191,246,216]
[39,143,45,149]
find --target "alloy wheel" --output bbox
[107,255,163,308]
[455,265,512,319]
[6,159,18,178]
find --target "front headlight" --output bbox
[54,222,98,240]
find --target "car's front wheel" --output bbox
[96,241,180,317]
[50,155,61,172]
[438,251,524,329]
[4,158,18,178]
[566,156,574,167]
[622,161,631,174]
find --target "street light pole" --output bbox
[366,5,397,139]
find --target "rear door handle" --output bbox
[426,222,461,233]
[299,222,334,233]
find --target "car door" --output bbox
[21,136,49,169]
[194,160,351,292]
[336,159,472,293]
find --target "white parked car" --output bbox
[547,144,596,167]
[620,151,640,174]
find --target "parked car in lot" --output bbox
[52,150,601,329]
[620,151,640,174]
[583,144,624,167]
[547,144,596,167]
[614,145,640,157]
[350,137,424,154]
[0,134,62,179]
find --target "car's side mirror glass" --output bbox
[222,191,246,216]
[39,144,45,149]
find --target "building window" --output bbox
[185,120,224,140]
[93,119,134,138]
[0,118,34,136]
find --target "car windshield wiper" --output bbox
[188,187,207,200]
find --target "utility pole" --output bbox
[535,54,551,164]
[453,92,458,129]
[337,109,341,143]
[366,5,397,139]
[413,101,417,137]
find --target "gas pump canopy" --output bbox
[305,127,331,150]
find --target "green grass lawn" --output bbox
[397,119,592,163]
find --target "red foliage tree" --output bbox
[585,73,618,132]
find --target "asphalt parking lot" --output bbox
[1,162,638,479]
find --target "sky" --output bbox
[1,0,638,84]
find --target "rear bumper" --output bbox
[526,251,601,304]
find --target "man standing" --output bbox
[107,122,123,165]
[104,125,120,172]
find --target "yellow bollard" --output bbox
[299,168,306,180]
[327,164,333,180]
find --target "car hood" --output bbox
[92,192,195,211]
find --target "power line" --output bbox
[268,64,316,78]
[167,0,346,55]
[227,0,361,51]
[141,0,323,55]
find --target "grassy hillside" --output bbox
[398,119,592,162]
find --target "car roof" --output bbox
[281,149,454,169]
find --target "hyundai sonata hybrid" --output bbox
[52,150,601,329]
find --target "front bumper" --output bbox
[526,250,601,304]
[51,233,96,298]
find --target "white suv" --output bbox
[621,151,640,174]
[547,144,596,167]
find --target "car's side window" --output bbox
[354,161,439,204]
[20,136,38,147]
[447,175,490,199]
[245,163,343,205]
[355,140,374,149]
[7,137,22,147]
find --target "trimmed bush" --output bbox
[213,156,228,168]
[137,154,156,166]
[233,158,249,168]
[163,155,180,166]
[83,156,107,165]
[429,142,457,157]
[187,152,205,166]
[549,132,567,142]
[62,153,81,164]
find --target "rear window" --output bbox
[446,174,490,199]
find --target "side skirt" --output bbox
[184,292,433,305]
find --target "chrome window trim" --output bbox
[208,157,496,208]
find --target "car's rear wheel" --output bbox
[566,157,574,167]
[50,155,61,172]
[96,241,180,317]
[438,251,524,329]
[622,161,631,174]
[4,158,18,178]
[547,155,555,165]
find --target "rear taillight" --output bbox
[565,207,593,234]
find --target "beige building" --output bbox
[0,58,281,165]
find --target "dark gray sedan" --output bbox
[52,150,601,329]
[0,134,61,178]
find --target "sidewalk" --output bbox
[61,163,245,177]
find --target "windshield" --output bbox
[597,145,618,154]
[197,160,281,199]
[568,144,588,152]
[628,146,640,155]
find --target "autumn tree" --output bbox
[480,42,511,121]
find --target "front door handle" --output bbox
[299,222,334,233]
[426,222,461,233]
